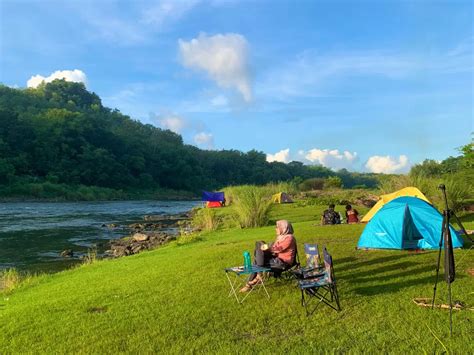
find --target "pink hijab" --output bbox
[276,220,294,241]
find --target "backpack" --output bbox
[323,209,340,225]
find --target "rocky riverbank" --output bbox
[105,212,193,258]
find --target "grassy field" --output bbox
[1,204,473,353]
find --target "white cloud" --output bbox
[27,69,87,88]
[142,0,200,27]
[194,132,214,149]
[365,155,409,173]
[266,149,290,163]
[179,33,253,102]
[210,94,228,107]
[302,148,358,170]
[156,114,187,133]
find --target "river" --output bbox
[0,200,199,273]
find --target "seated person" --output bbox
[345,204,359,224]
[240,220,297,292]
[321,204,341,225]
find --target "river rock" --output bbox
[60,249,74,258]
[132,233,149,242]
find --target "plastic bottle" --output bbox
[243,251,252,270]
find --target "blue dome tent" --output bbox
[357,196,464,250]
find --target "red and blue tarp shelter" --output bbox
[202,191,225,208]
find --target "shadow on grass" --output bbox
[459,213,474,223]
[338,261,417,280]
[351,275,436,296]
[336,253,418,273]
[347,265,435,283]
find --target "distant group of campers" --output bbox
[321,204,360,225]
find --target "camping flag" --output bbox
[202,191,225,202]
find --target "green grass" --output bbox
[1,204,473,353]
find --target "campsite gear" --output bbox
[202,191,225,208]
[292,244,324,279]
[361,187,430,222]
[431,184,463,336]
[243,251,252,270]
[413,298,473,311]
[206,201,222,208]
[202,191,225,202]
[298,248,341,316]
[272,192,293,204]
[224,265,271,304]
[357,196,464,250]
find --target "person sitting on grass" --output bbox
[321,204,341,225]
[239,220,297,293]
[345,204,360,224]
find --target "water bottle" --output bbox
[243,251,252,270]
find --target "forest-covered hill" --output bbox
[0,80,380,197]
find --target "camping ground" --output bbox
[0,203,473,353]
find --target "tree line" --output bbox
[5,80,465,196]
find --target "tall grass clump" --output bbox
[81,247,99,265]
[232,185,273,228]
[191,207,221,231]
[0,268,37,293]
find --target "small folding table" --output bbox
[224,265,271,304]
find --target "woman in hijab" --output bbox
[240,220,297,292]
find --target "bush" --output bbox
[231,185,273,228]
[176,233,203,246]
[191,208,221,231]
[299,178,325,191]
[324,176,343,189]
[0,268,21,292]
[0,268,37,293]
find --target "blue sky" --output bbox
[1,0,472,173]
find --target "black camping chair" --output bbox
[298,247,341,316]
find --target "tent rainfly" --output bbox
[272,192,293,204]
[361,187,430,223]
[357,196,463,250]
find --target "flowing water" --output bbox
[0,200,199,273]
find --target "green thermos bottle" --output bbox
[243,251,252,270]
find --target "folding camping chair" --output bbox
[298,247,341,316]
[292,243,324,280]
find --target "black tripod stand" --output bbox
[431,184,467,336]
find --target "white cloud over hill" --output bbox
[266,149,290,163]
[365,155,409,173]
[27,69,87,88]
[302,148,358,170]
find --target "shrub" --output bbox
[176,233,203,246]
[0,268,21,291]
[82,247,98,265]
[232,185,273,228]
[0,268,36,293]
[299,178,325,191]
[191,207,221,231]
[324,176,343,189]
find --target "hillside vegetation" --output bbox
[1,203,472,353]
[0,81,381,200]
